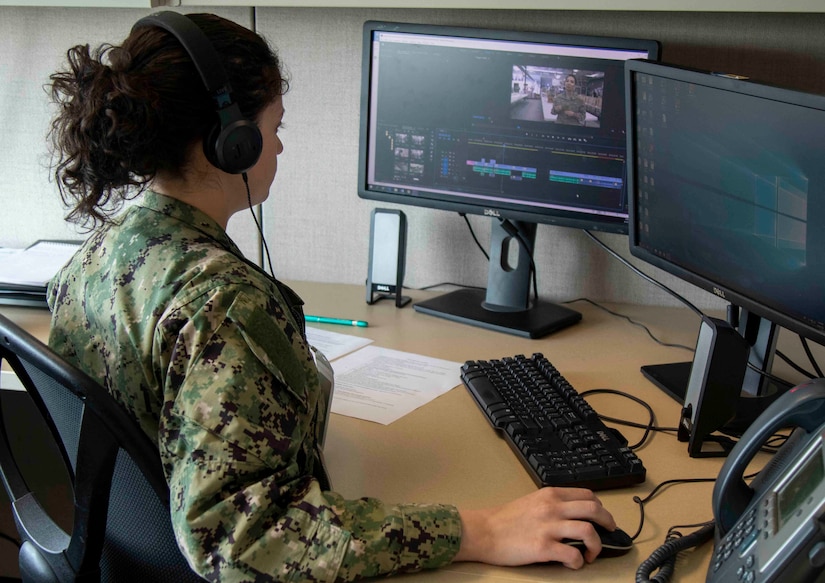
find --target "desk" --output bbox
[0,282,782,583]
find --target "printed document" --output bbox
[329,345,460,425]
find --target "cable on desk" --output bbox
[630,469,762,542]
[629,476,717,541]
[564,297,695,352]
[635,521,715,583]
[579,388,678,450]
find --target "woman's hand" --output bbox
[454,487,616,569]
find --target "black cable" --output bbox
[498,218,539,304]
[584,231,705,318]
[745,359,796,389]
[0,530,20,549]
[579,388,674,450]
[460,213,489,261]
[242,173,275,277]
[413,281,485,292]
[801,335,824,377]
[775,349,817,379]
[565,297,695,352]
[629,477,717,540]
[635,521,716,583]
[584,232,819,389]
[631,470,762,542]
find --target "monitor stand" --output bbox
[413,219,581,339]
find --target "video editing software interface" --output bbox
[364,28,654,229]
[631,69,825,337]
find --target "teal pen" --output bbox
[306,315,369,327]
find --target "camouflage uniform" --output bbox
[47,192,461,582]
[551,91,586,125]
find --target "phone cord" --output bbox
[635,522,716,583]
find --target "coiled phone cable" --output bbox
[635,521,716,583]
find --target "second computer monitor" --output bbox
[626,59,825,439]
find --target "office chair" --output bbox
[0,314,204,582]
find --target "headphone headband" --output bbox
[131,11,263,174]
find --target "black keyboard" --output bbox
[461,353,646,491]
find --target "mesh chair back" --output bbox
[0,315,203,582]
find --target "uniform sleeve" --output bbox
[156,288,462,582]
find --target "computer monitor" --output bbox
[625,59,825,426]
[358,21,660,338]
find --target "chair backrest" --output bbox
[0,314,204,582]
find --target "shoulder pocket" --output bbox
[228,292,311,410]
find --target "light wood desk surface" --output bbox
[1,282,793,583]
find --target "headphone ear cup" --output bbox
[204,104,263,174]
[203,121,224,170]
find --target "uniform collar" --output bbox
[139,190,241,256]
[138,191,307,334]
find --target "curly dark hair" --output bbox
[48,13,288,228]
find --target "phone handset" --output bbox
[712,378,825,537]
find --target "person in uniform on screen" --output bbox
[552,74,587,125]
[45,12,618,582]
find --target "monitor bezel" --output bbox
[357,20,661,235]
[625,58,825,346]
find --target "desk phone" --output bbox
[708,379,825,583]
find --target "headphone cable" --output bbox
[242,173,275,276]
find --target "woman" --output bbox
[46,12,617,581]
[552,74,587,125]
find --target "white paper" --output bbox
[0,241,81,287]
[330,345,461,425]
[306,326,373,361]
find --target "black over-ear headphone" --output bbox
[132,11,263,174]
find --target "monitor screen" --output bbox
[626,60,825,348]
[358,21,659,338]
[359,21,660,233]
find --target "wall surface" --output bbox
[2,7,825,312]
[0,6,261,259]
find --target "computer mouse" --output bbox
[562,522,634,558]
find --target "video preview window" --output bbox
[511,67,606,128]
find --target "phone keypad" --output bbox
[711,506,759,578]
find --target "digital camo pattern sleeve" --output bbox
[156,284,462,582]
[551,93,586,125]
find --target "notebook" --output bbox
[0,240,82,308]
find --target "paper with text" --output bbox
[306,326,373,361]
[330,345,461,425]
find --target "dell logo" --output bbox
[483,208,501,217]
[376,284,391,292]
[712,287,726,299]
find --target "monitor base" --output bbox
[641,362,691,403]
[413,288,581,339]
